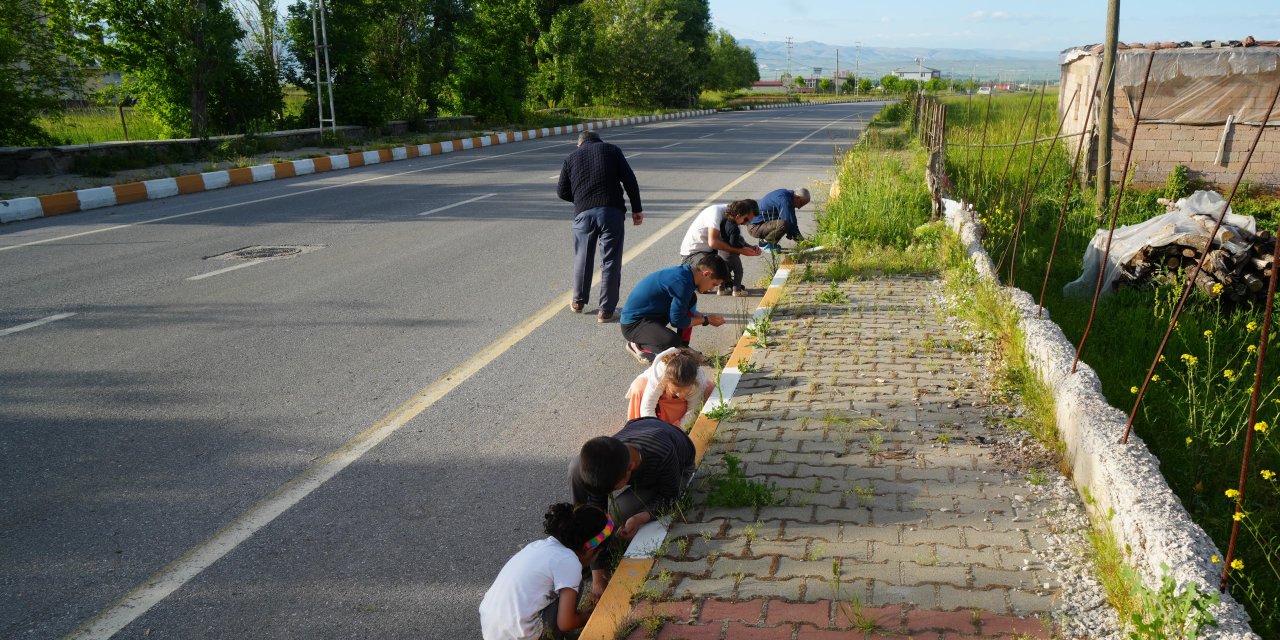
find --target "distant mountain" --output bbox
[739,38,1061,84]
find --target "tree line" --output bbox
[1,0,758,145]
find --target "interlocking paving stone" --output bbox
[638,275,1074,639]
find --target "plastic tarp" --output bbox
[1063,48,1280,125]
[1063,190,1255,297]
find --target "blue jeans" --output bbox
[572,207,625,313]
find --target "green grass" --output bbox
[942,93,1280,637]
[38,107,171,144]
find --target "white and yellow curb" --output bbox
[580,262,793,640]
[0,112,723,224]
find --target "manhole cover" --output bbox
[207,245,322,261]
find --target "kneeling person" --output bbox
[620,253,730,364]
[678,199,762,297]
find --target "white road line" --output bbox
[626,152,647,158]
[660,142,683,149]
[547,174,560,179]
[0,312,76,337]
[186,259,270,281]
[64,110,863,640]
[416,193,496,217]
[698,133,714,139]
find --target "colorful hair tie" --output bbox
[584,513,615,550]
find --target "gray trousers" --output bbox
[572,206,626,313]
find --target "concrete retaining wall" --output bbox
[944,198,1258,639]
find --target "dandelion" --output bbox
[1255,421,1270,434]
[1262,470,1276,481]
[1130,386,1139,394]
[1226,488,1241,499]
[1231,558,1244,571]
[1211,555,1221,563]
[1247,321,1258,332]
[1212,283,1224,296]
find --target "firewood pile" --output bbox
[1120,198,1275,303]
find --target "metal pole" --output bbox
[1096,0,1120,215]
[310,0,322,140]
[318,0,336,135]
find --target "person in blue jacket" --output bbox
[619,254,730,363]
[748,187,811,252]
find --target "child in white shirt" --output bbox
[625,347,714,428]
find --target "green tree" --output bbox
[448,0,537,121]
[793,75,806,88]
[0,0,92,145]
[818,78,833,94]
[858,78,872,93]
[925,77,945,92]
[879,74,900,93]
[586,0,690,108]
[651,0,710,105]
[93,0,265,136]
[704,28,757,92]
[530,3,597,108]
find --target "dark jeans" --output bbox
[748,219,788,244]
[572,206,626,313]
[718,251,744,287]
[621,314,695,357]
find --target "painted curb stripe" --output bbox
[580,261,794,640]
[0,102,855,225]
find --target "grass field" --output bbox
[38,107,170,144]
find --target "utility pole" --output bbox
[1096,0,1120,214]
[855,42,861,96]
[311,0,336,139]
[785,36,794,85]
[835,48,839,94]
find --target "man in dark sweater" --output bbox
[557,130,644,323]
[619,254,730,363]
[570,417,696,598]
[749,187,811,252]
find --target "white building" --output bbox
[893,66,941,82]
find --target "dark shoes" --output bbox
[597,311,617,324]
[569,302,584,313]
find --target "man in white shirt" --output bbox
[678,199,762,296]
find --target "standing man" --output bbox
[558,130,644,323]
[748,187,811,253]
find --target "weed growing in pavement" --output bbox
[846,484,875,508]
[1026,467,1047,486]
[825,254,856,282]
[803,543,826,562]
[815,283,849,304]
[704,455,778,508]
[866,432,885,454]
[800,264,817,282]
[828,559,882,633]
[1128,563,1219,640]
[736,359,759,374]
[745,309,773,349]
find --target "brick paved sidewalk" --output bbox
[624,275,1066,639]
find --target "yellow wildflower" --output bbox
[1234,511,1245,521]
[1204,330,1214,338]
[1224,369,1235,380]
[1186,437,1193,445]
[1231,558,1244,571]
[1211,555,1221,563]
[1181,354,1199,367]
[1159,355,1167,362]
[1247,321,1258,332]
[1212,283,1224,295]
[1152,375,1161,382]
[1226,488,1241,499]
[1248,345,1257,353]
[1130,386,1139,394]
[1262,469,1276,481]
[1255,421,1270,434]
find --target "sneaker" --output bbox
[626,342,654,364]
[760,242,780,254]
[732,285,749,297]
[715,285,730,296]
[569,302,584,313]
[597,311,617,323]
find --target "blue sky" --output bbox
[708,0,1280,51]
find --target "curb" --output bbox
[0,100,857,225]
[580,263,793,640]
[943,198,1258,639]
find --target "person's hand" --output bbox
[743,246,763,257]
[620,512,652,538]
[590,573,609,601]
[632,211,644,226]
[706,314,726,327]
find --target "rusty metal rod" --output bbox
[1039,63,1106,318]
[995,83,1049,281]
[1007,85,1081,287]
[975,90,994,203]
[1073,50,1156,374]
[992,90,1038,219]
[1122,69,1280,443]
[1222,223,1280,592]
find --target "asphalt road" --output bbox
[0,102,882,639]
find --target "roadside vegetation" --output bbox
[942,92,1279,638]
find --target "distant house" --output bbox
[1059,37,1280,192]
[750,80,787,93]
[893,66,941,82]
